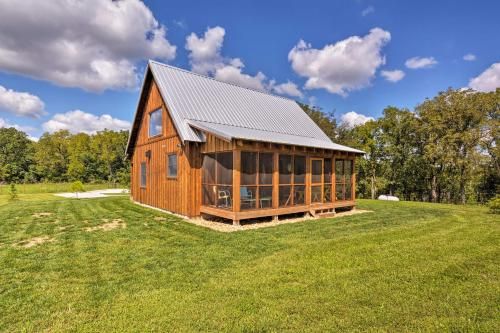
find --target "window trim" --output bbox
[140,162,147,188]
[148,108,163,138]
[167,153,178,179]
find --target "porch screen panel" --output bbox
[335,159,353,201]
[279,155,293,207]
[202,152,233,209]
[216,152,233,209]
[259,153,273,209]
[311,159,323,203]
[293,156,306,205]
[202,154,216,206]
[324,158,332,202]
[240,152,257,210]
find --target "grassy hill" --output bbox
[0,196,498,331]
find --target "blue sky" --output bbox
[0,0,498,139]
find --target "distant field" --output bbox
[0,182,127,195]
[0,197,498,331]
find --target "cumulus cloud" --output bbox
[288,28,391,96]
[0,0,176,92]
[361,6,375,16]
[270,81,304,98]
[468,63,500,92]
[340,111,374,128]
[42,110,131,134]
[380,69,405,82]
[405,56,437,69]
[0,85,45,118]
[463,53,476,61]
[185,26,301,97]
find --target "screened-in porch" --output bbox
[200,148,356,224]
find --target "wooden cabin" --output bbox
[126,61,364,225]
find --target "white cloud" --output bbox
[0,117,35,133]
[288,28,391,96]
[463,53,476,61]
[186,26,301,97]
[405,56,437,69]
[340,111,374,128]
[0,0,176,92]
[468,63,500,92]
[380,69,405,82]
[270,81,304,98]
[42,110,131,134]
[362,6,375,16]
[186,26,226,75]
[0,85,45,118]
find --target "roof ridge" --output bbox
[148,60,297,103]
[187,119,332,142]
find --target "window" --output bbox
[202,152,233,209]
[335,159,353,201]
[167,154,177,178]
[149,108,162,137]
[140,162,147,188]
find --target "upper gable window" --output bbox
[149,108,162,137]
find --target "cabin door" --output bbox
[310,158,323,203]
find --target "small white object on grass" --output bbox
[378,195,400,201]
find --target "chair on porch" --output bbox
[218,189,232,208]
[240,186,256,209]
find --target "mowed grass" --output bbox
[0,182,123,195]
[0,196,498,332]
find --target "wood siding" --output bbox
[130,79,200,217]
[130,78,359,220]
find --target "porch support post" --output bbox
[233,149,241,216]
[352,157,356,201]
[305,155,311,206]
[333,154,336,204]
[272,152,279,209]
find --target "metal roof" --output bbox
[188,120,364,153]
[127,60,364,155]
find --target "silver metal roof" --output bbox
[129,60,364,154]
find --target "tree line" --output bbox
[0,129,130,185]
[1,87,498,204]
[302,88,499,204]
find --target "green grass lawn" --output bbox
[0,182,126,195]
[0,196,498,332]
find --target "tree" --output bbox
[91,130,129,184]
[70,181,85,199]
[67,133,93,181]
[34,130,71,182]
[298,103,338,140]
[0,128,35,183]
[8,183,19,201]
[417,88,495,204]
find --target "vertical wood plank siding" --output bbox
[130,79,200,217]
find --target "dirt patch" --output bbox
[333,209,372,217]
[85,218,126,232]
[186,209,373,232]
[16,236,54,248]
[32,212,53,218]
[153,216,167,221]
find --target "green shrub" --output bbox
[70,181,85,199]
[8,183,18,201]
[487,195,500,214]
